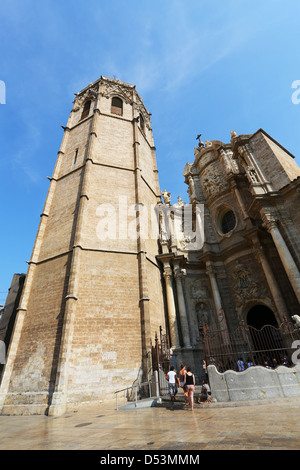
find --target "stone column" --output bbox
[173,262,191,348]
[206,261,223,326]
[264,216,300,304]
[206,261,230,345]
[195,204,205,249]
[163,265,180,350]
[253,243,287,324]
[230,180,248,220]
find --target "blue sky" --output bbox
[1,0,300,304]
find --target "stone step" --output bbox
[117,397,162,410]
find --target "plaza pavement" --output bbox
[0,388,299,451]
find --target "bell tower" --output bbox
[0,76,166,416]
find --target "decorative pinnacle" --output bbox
[196,134,204,148]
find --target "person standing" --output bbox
[166,366,178,402]
[183,366,196,410]
[179,364,188,405]
[237,357,245,372]
[202,359,208,380]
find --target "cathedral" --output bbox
[0,76,300,415]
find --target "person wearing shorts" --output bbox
[166,366,178,402]
[183,366,196,410]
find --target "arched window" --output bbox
[111,97,123,116]
[81,100,91,120]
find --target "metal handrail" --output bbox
[115,371,160,410]
[115,381,152,411]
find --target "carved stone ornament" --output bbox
[73,86,98,111]
[178,234,196,251]
[190,281,210,299]
[133,102,151,130]
[163,265,173,280]
[247,166,260,183]
[101,81,133,104]
[231,260,266,306]
[220,149,240,174]
[201,167,227,199]
[262,214,278,232]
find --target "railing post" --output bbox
[154,370,160,398]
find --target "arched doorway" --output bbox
[246,305,283,366]
[247,305,278,329]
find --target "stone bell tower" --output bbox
[0,76,166,416]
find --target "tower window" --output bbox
[221,210,236,234]
[73,148,78,165]
[111,97,123,116]
[81,100,91,120]
[139,114,145,133]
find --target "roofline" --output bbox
[251,128,296,159]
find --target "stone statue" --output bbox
[231,129,237,140]
[158,210,168,242]
[292,315,300,329]
[196,134,204,148]
[161,189,171,205]
[196,302,209,326]
[247,166,260,183]
[177,196,185,207]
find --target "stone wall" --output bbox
[0,76,166,416]
[208,364,300,402]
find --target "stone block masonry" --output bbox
[0,76,166,416]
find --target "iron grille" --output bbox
[200,317,300,372]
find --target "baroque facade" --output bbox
[158,129,300,378]
[0,77,300,415]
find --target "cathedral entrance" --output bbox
[246,305,284,367]
[200,303,300,372]
[247,305,278,329]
